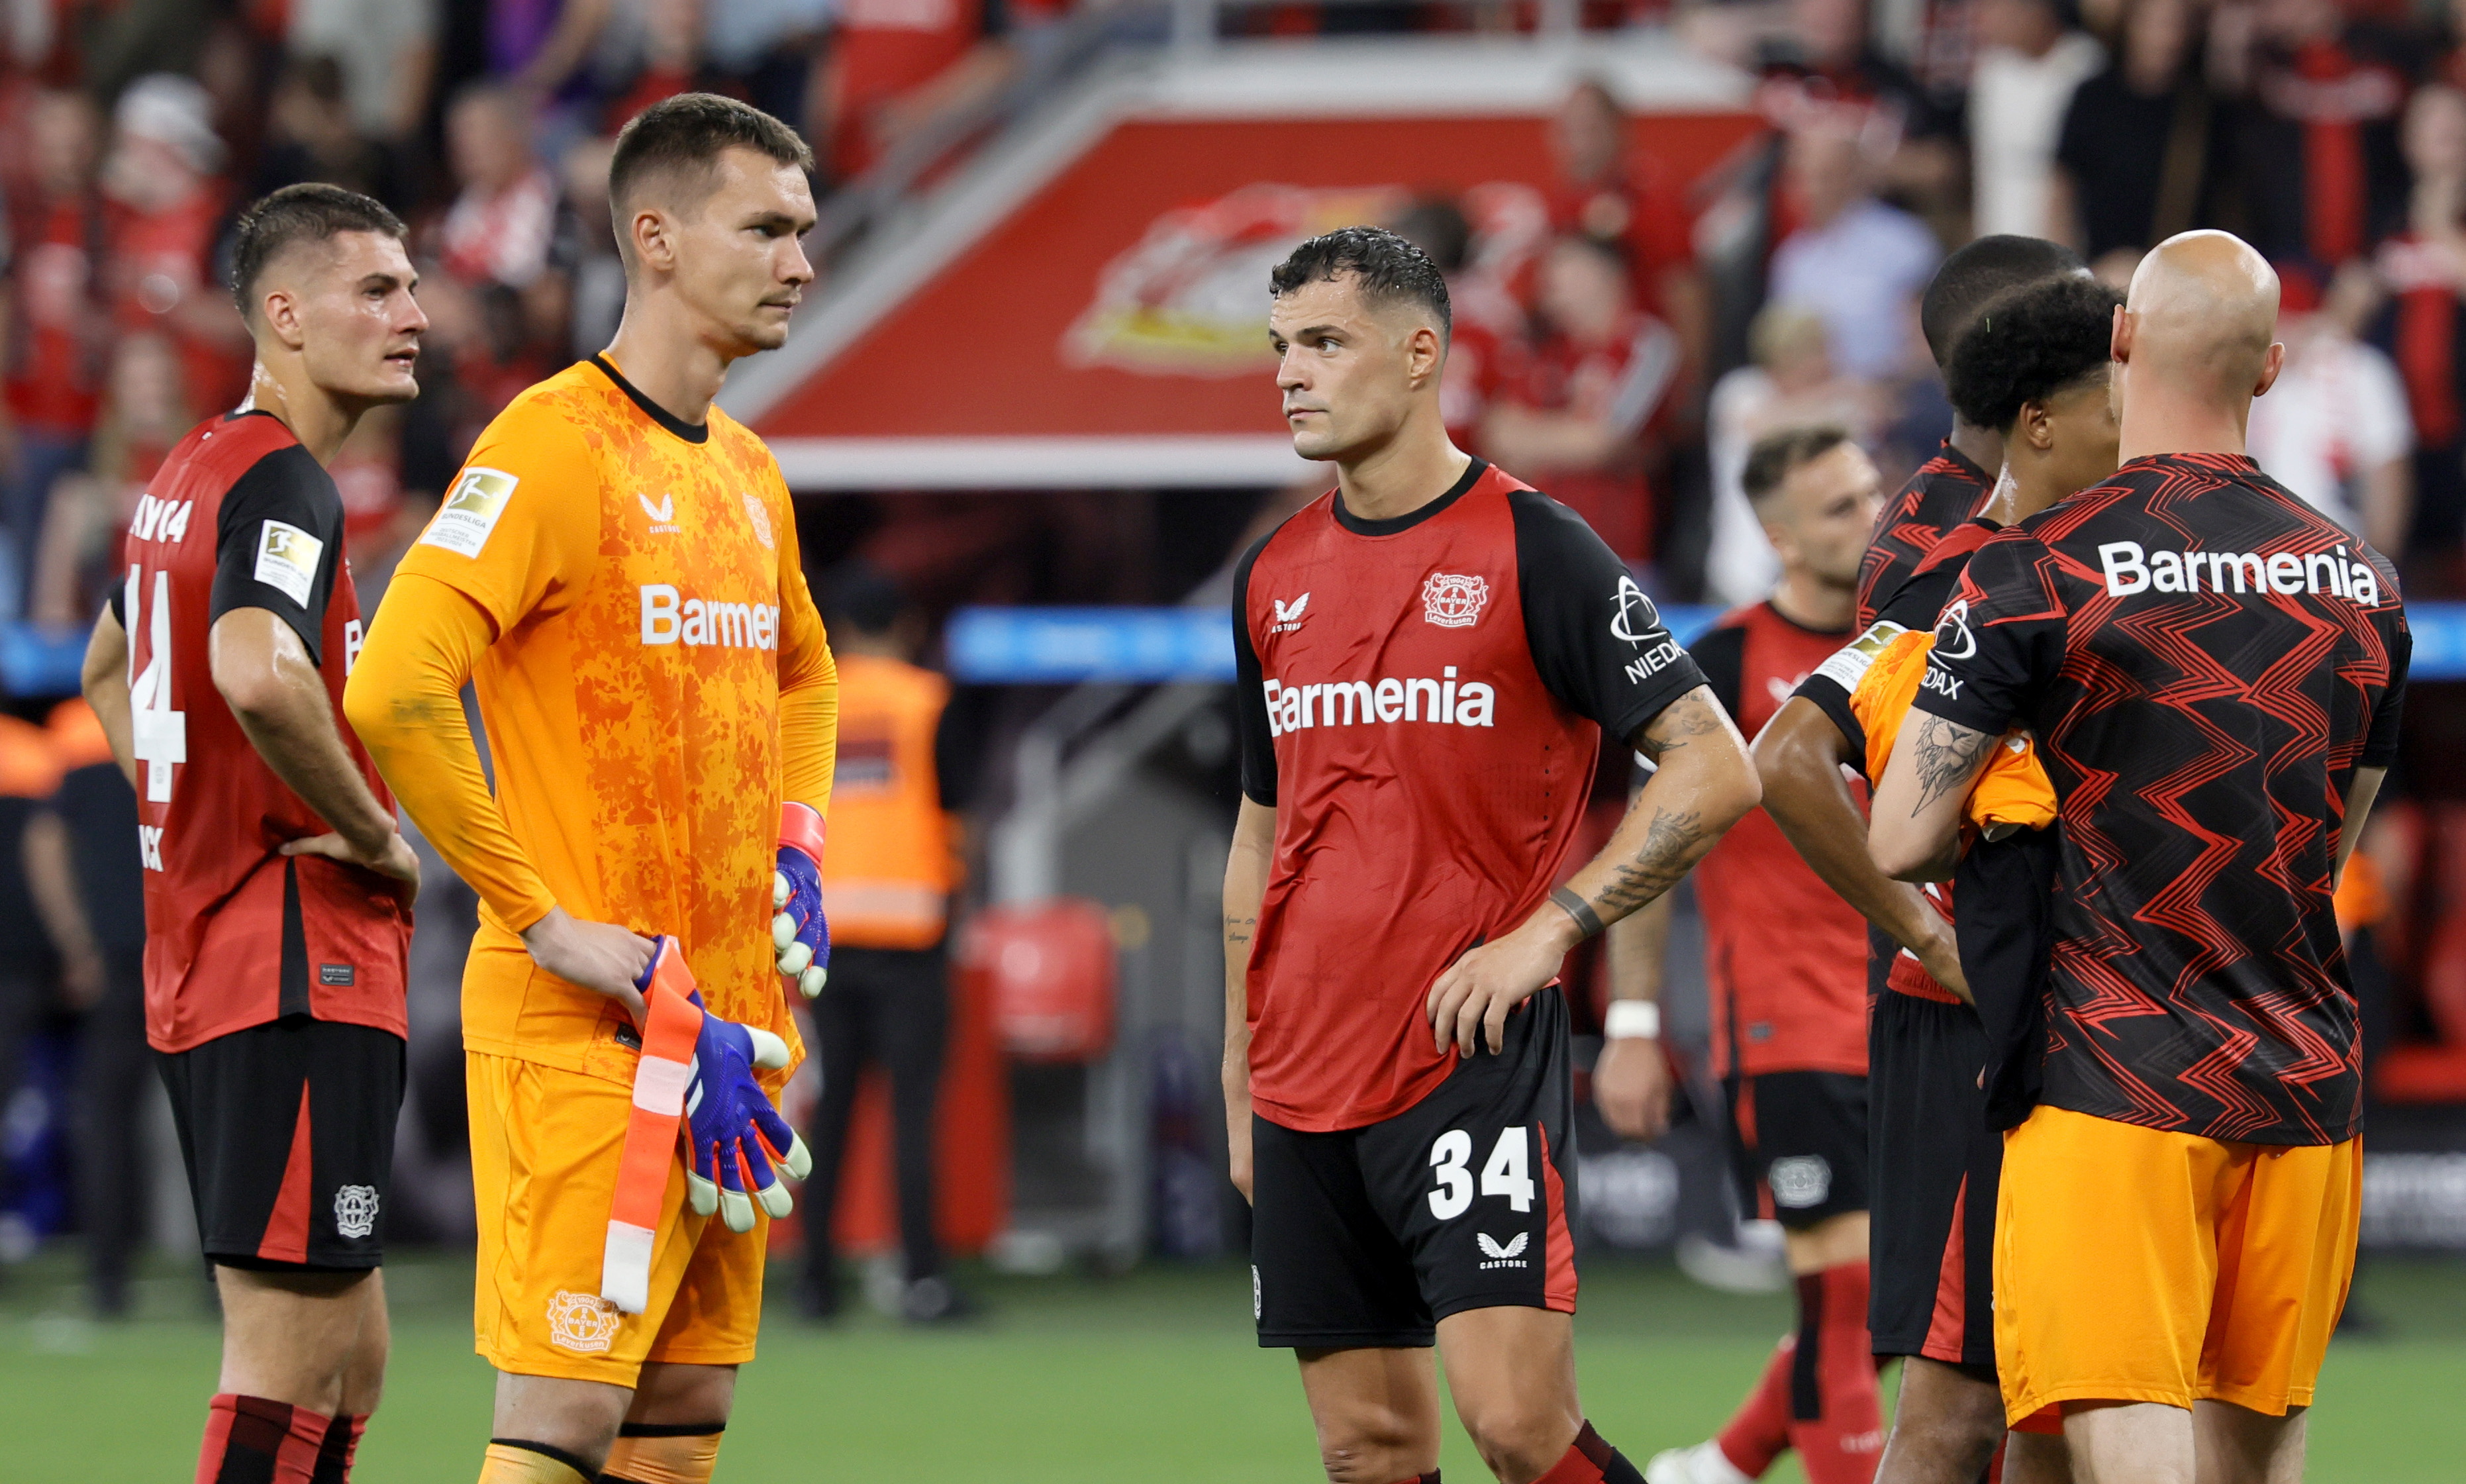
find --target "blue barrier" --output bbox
[945,602,2466,685]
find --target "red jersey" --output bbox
[1687,602,1869,1077]
[1490,314,1679,562]
[113,411,411,1053]
[1232,460,1707,1130]
[1546,161,1696,320]
[6,192,104,435]
[107,186,249,415]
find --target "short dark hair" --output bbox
[1944,275,2124,434]
[1742,424,1855,507]
[1918,234,2087,369]
[227,182,406,318]
[1269,225,1452,339]
[609,92,813,228]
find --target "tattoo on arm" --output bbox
[1909,715,1993,813]
[1595,809,1706,915]
[1223,915,1255,949]
[1633,691,1722,763]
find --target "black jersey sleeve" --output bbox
[1689,620,1746,719]
[1231,530,1278,806]
[1908,530,2065,738]
[208,444,344,666]
[2361,602,2411,769]
[1507,487,1707,744]
[1791,560,1966,769]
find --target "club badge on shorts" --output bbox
[332,1184,379,1240]
[548,1289,622,1354]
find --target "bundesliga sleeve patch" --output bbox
[421,467,518,558]
[252,520,324,605]
[1811,622,1907,693]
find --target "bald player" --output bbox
[1871,231,2410,1483]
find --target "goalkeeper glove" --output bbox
[646,954,813,1234]
[773,801,830,997]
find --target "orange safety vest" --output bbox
[824,652,958,948]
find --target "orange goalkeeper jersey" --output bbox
[355,356,834,1082]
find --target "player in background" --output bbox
[344,95,834,1484]
[1610,426,1891,1484]
[79,183,426,1484]
[1758,273,2123,1484]
[1857,236,2090,630]
[1226,226,1762,1484]
[1871,231,2408,1484]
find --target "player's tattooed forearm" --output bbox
[1634,689,1723,762]
[1909,715,1993,813]
[1596,809,1706,915]
[1222,913,1256,947]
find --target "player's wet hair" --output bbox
[1270,225,1452,340]
[608,92,814,243]
[1944,275,2124,434]
[227,182,406,320]
[1742,424,1855,509]
[1918,234,2087,370]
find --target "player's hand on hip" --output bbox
[521,906,658,1020]
[281,828,421,895]
[772,802,830,997]
[1426,912,1577,1056]
[675,988,812,1232]
[1593,1036,1673,1142]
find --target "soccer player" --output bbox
[77,182,426,1484]
[1226,226,1762,1484]
[1871,230,2409,1484]
[1856,236,2091,630]
[1615,426,1892,1484]
[1758,272,2125,1484]
[342,95,835,1484]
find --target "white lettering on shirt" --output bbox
[2099,540,2381,605]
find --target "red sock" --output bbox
[313,1414,366,1483]
[1532,1422,1644,1483]
[1785,1263,1883,1484]
[198,1395,332,1484]
[1984,1437,2006,1484]
[1714,1335,1797,1477]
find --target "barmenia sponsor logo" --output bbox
[1262,667,1497,735]
[2097,542,2386,605]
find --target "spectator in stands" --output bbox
[2051,0,2229,278]
[2224,0,2410,273]
[24,701,146,1316]
[704,0,833,134]
[1,89,107,622]
[1767,123,1941,381]
[822,0,1060,183]
[1769,0,1967,226]
[1704,304,1891,605]
[1389,195,1505,453]
[2249,263,2415,553]
[1967,0,2103,239]
[287,0,438,146]
[1548,78,1709,409]
[493,0,616,106]
[252,53,406,211]
[604,0,705,126]
[2370,83,2466,575]
[558,135,628,361]
[800,564,975,1326]
[100,74,247,424]
[1482,234,1679,563]
[439,83,561,291]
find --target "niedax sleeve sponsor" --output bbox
[207,444,344,665]
[1908,529,2067,738]
[1231,530,1278,806]
[1508,487,1706,743]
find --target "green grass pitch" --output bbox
[4,1250,2461,1480]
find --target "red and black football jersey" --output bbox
[1232,459,1706,1132]
[1915,453,2409,1146]
[110,410,410,1054]
[1855,440,1993,630]
[1687,602,1869,1079]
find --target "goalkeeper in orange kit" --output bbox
[344,95,836,1484]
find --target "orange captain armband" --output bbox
[601,938,703,1314]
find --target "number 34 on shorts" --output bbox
[1428,1125,1537,1219]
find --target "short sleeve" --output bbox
[1507,487,1707,743]
[207,444,343,666]
[2363,604,2411,767]
[1689,620,1746,718]
[1909,530,2069,736]
[389,398,601,636]
[1231,530,1277,806]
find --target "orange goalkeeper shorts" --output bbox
[468,1052,768,1385]
[1993,1104,2359,1424]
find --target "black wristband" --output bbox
[1550,885,1604,941]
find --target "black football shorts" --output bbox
[1723,1068,1869,1230]
[1250,987,1578,1349]
[160,1016,405,1273]
[1867,989,2000,1370]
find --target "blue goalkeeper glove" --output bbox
[773,801,829,998]
[673,983,812,1233]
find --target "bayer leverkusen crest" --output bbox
[1421,571,1491,628]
